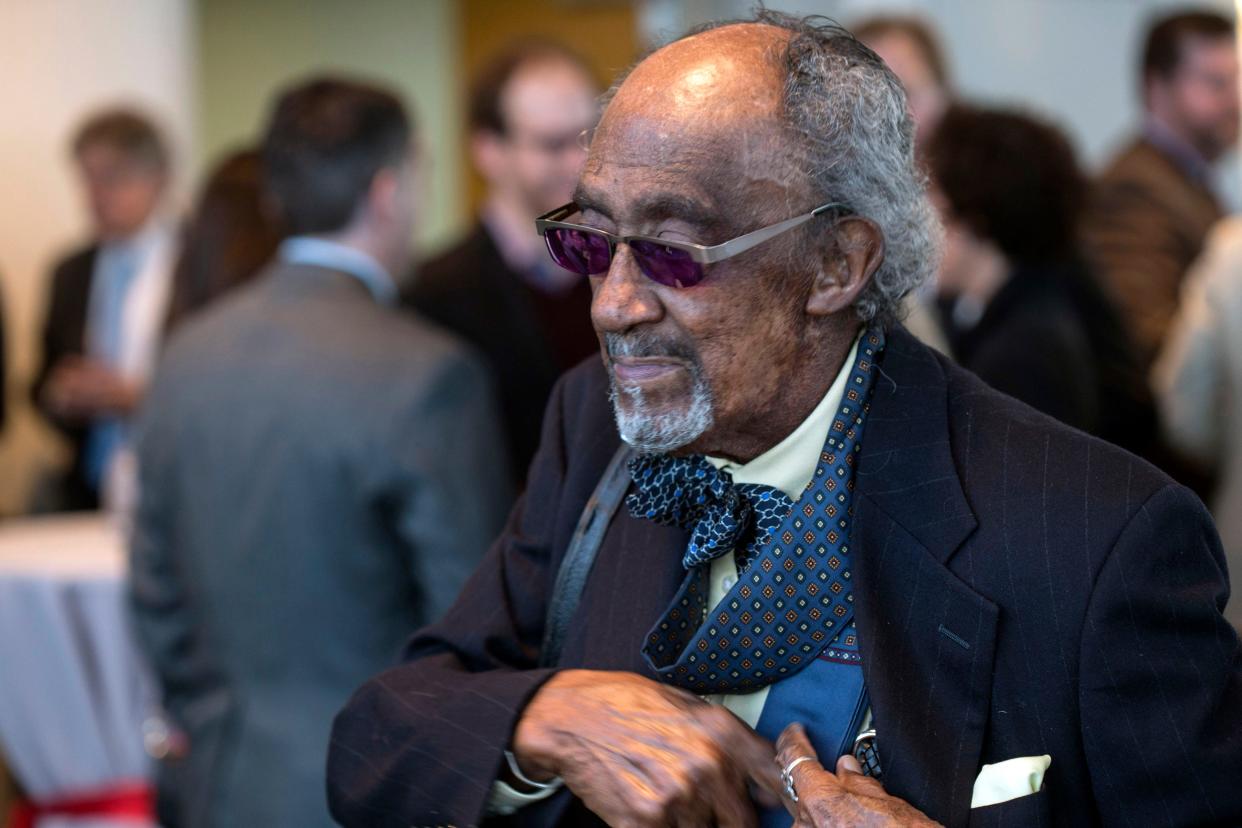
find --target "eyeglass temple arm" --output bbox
[698,202,848,263]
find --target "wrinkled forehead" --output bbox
[577,24,808,224]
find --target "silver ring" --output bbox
[780,756,813,802]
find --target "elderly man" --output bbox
[328,14,1242,828]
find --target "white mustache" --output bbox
[605,332,697,363]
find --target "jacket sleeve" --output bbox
[1152,223,1242,465]
[382,349,514,624]
[31,256,85,435]
[327,370,579,828]
[127,361,226,725]
[1079,483,1242,825]
[1083,180,1187,366]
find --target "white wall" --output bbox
[0,0,197,514]
[196,0,463,254]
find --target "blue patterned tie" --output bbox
[630,328,884,694]
[627,456,793,572]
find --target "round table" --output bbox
[0,513,157,827]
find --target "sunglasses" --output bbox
[535,201,850,288]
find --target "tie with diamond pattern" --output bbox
[630,327,884,694]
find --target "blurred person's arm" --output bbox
[1152,220,1242,465]
[383,349,513,623]
[41,357,143,421]
[1082,182,1185,367]
[32,255,86,433]
[31,251,142,427]
[328,366,573,828]
[127,362,220,733]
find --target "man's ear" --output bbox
[471,130,507,182]
[366,166,401,224]
[806,216,885,317]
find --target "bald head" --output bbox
[611,24,787,126]
[583,23,808,235]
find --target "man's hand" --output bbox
[44,357,142,421]
[775,723,941,827]
[512,669,784,827]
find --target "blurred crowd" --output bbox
[1,6,1241,826]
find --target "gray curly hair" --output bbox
[605,11,942,326]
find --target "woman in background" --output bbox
[165,149,282,333]
[927,105,1155,450]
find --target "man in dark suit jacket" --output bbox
[406,41,600,483]
[328,15,1242,828]
[1082,10,1238,371]
[33,109,176,510]
[129,78,511,828]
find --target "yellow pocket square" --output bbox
[970,755,1051,808]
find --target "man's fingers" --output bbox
[775,722,827,789]
[775,722,817,762]
[836,753,863,776]
[834,752,891,795]
[774,722,839,817]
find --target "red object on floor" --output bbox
[6,781,153,828]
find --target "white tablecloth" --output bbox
[0,513,157,828]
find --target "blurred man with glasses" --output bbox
[406,41,601,485]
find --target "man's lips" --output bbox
[610,358,684,382]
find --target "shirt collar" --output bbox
[100,213,171,259]
[1143,117,1215,187]
[481,199,541,273]
[706,332,862,500]
[481,201,584,294]
[278,236,397,305]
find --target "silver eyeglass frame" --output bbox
[534,200,852,267]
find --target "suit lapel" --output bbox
[853,328,998,825]
[69,247,100,354]
[566,503,691,677]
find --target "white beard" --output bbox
[604,330,716,453]
[609,375,714,454]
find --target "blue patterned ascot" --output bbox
[627,456,794,572]
[627,328,884,695]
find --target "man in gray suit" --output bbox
[129,77,511,828]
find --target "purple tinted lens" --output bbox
[630,240,706,288]
[545,227,612,275]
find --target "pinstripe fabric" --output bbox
[327,326,1242,828]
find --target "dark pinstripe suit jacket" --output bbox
[328,326,1242,828]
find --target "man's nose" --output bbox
[591,243,663,335]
